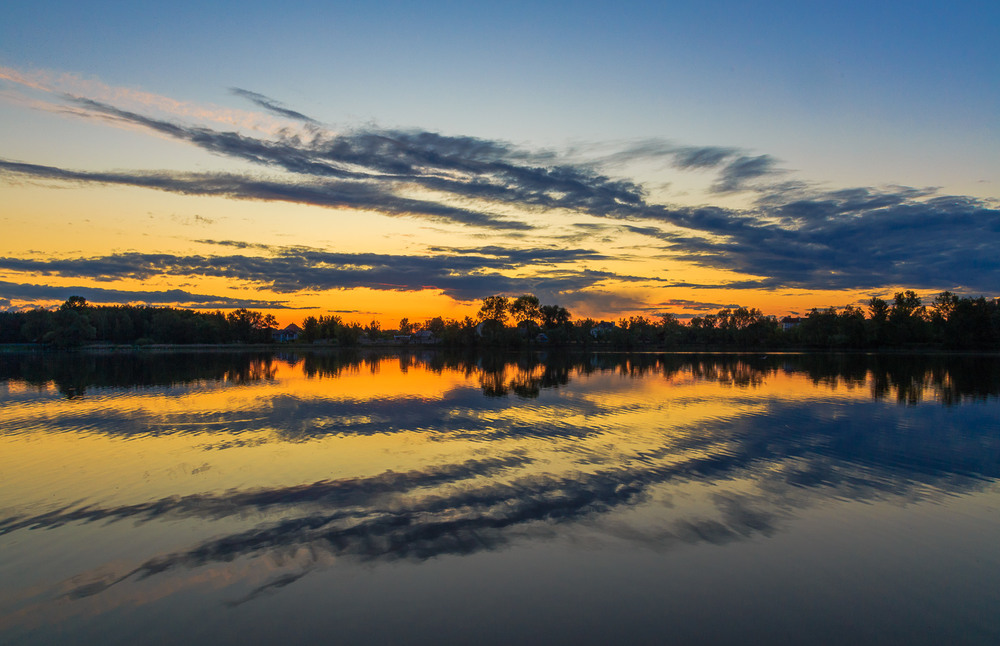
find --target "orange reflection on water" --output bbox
[3,351,1000,643]
[0,354,875,516]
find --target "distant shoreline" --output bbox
[2,342,998,357]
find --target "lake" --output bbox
[1,350,999,645]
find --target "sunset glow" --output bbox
[2,3,998,326]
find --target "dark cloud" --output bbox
[558,290,652,315]
[663,188,1000,293]
[2,92,997,296]
[576,297,743,318]
[0,159,529,231]
[620,224,677,242]
[60,96,651,222]
[573,140,742,173]
[664,279,775,290]
[65,97,362,180]
[711,154,782,193]
[0,244,644,301]
[196,239,271,250]
[422,244,607,265]
[655,299,742,312]
[671,145,739,170]
[0,279,296,308]
[229,88,319,124]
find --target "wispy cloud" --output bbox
[0,243,651,302]
[2,66,999,298]
[656,299,742,312]
[0,159,529,230]
[0,65,290,133]
[0,280,297,309]
[664,189,1000,293]
[230,87,319,124]
[59,95,649,221]
[711,154,783,193]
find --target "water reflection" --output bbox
[1,350,999,642]
[0,350,281,398]
[3,350,999,404]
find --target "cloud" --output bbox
[10,169,989,303]
[3,68,1000,297]
[663,189,1000,293]
[671,145,740,169]
[59,96,651,220]
[0,280,297,308]
[229,88,318,124]
[422,244,608,265]
[0,244,646,302]
[0,65,289,133]
[569,140,745,173]
[557,290,653,315]
[711,154,782,193]
[0,159,530,231]
[655,299,742,312]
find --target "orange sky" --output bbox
[1,65,996,328]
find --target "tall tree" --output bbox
[478,296,510,325]
[510,294,541,330]
[540,304,571,329]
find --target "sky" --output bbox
[1,0,998,326]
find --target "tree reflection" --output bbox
[0,351,279,398]
[3,349,1000,608]
[2,350,1000,404]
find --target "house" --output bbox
[272,324,302,342]
[780,316,802,331]
[590,321,617,339]
[474,320,504,338]
[413,329,437,344]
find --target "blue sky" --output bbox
[1,1,998,320]
[5,1,996,167]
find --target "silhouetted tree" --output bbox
[888,290,928,344]
[302,316,319,343]
[540,304,571,329]
[478,296,510,325]
[866,296,890,345]
[510,294,541,332]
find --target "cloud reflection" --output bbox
[1,351,999,605]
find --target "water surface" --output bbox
[2,351,999,645]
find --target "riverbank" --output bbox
[2,342,998,357]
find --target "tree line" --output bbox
[1,290,998,349]
[0,296,279,348]
[787,291,1000,349]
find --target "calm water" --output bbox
[1,350,999,645]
